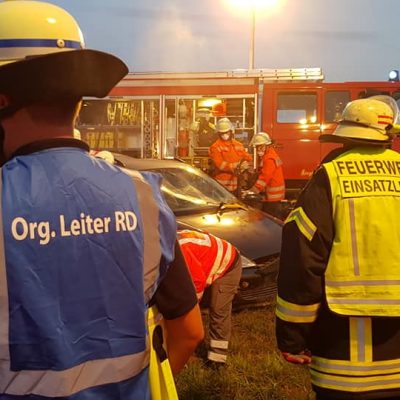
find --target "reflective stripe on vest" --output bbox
[323,148,400,316]
[178,230,236,294]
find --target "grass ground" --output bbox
[176,305,315,400]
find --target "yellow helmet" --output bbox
[320,95,399,144]
[0,0,85,66]
[73,128,81,140]
[250,132,272,146]
[0,0,128,107]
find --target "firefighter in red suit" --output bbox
[248,132,285,217]
[209,118,252,193]
[177,229,242,367]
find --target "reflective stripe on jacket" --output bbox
[177,230,237,299]
[209,138,252,191]
[276,146,400,399]
[0,148,177,398]
[255,147,285,202]
[323,147,400,316]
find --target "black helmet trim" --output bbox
[319,133,391,146]
[0,49,128,104]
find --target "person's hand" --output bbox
[240,161,249,172]
[248,186,260,194]
[281,350,311,365]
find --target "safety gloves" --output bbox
[281,350,312,365]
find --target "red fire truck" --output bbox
[76,68,400,198]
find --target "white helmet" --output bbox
[328,95,399,142]
[250,132,272,147]
[215,117,233,133]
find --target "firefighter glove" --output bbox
[281,350,311,365]
[248,186,260,194]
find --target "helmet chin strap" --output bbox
[0,99,27,166]
[0,103,23,120]
[0,124,6,166]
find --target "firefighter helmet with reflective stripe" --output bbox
[250,132,272,146]
[321,95,399,143]
[0,0,128,107]
[0,0,85,66]
[215,117,233,133]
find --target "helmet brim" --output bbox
[0,49,128,101]
[319,133,391,146]
[319,122,392,146]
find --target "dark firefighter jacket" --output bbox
[276,145,400,400]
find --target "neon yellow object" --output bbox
[323,147,400,316]
[148,305,179,400]
[0,0,85,66]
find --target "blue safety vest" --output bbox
[0,148,177,399]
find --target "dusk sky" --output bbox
[51,0,400,83]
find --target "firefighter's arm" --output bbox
[237,144,253,170]
[276,167,334,358]
[209,145,237,172]
[250,157,274,193]
[259,157,275,184]
[243,149,253,163]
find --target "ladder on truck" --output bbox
[119,67,324,84]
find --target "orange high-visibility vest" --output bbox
[177,230,238,299]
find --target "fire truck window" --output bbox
[325,91,350,122]
[277,93,317,124]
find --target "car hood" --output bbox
[176,206,282,261]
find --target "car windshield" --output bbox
[147,166,238,213]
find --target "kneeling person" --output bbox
[177,229,242,367]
